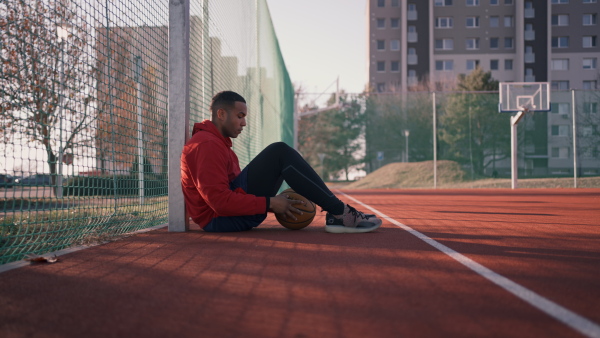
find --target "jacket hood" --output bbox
[191,120,232,148]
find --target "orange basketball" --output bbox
[275,188,316,230]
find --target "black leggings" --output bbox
[245,142,345,215]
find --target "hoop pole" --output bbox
[510,111,525,189]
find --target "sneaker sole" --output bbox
[325,220,382,234]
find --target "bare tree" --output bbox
[0,0,97,188]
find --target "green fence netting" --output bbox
[297,89,599,188]
[359,90,599,187]
[0,0,294,264]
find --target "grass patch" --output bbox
[341,160,600,189]
[0,196,168,265]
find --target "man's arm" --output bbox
[188,141,267,216]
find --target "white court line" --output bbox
[339,191,600,338]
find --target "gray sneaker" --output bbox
[325,204,382,233]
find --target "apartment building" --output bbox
[368,0,600,176]
[368,0,599,91]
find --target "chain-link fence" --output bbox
[358,89,600,188]
[0,0,293,264]
[296,88,599,188]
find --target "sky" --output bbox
[265,0,367,106]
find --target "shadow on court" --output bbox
[1,189,599,337]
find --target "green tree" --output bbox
[439,67,508,177]
[325,95,364,180]
[297,92,365,181]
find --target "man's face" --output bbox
[218,101,247,138]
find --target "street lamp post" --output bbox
[404,130,410,162]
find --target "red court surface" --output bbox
[1,189,599,338]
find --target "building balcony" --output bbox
[407,54,418,65]
[525,30,535,41]
[524,8,535,18]
[407,32,418,43]
[408,11,417,21]
[525,53,535,63]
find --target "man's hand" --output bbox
[269,193,305,221]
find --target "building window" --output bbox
[551,147,570,159]
[377,83,386,92]
[504,15,514,27]
[490,16,499,27]
[390,39,400,51]
[490,37,499,49]
[377,40,385,50]
[467,60,480,70]
[466,38,480,50]
[435,0,453,6]
[490,0,499,4]
[551,125,569,137]
[436,17,454,28]
[583,81,598,89]
[504,37,514,49]
[551,80,570,90]
[551,0,568,3]
[490,59,499,70]
[466,17,480,28]
[583,14,597,26]
[391,18,400,28]
[584,102,598,114]
[377,0,385,7]
[436,60,454,71]
[552,36,569,48]
[583,36,597,48]
[505,0,513,4]
[435,38,454,50]
[552,14,569,26]
[391,0,399,6]
[505,59,513,70]
[551,102,570,114]
[467,0,480,5]
[583,0,597,3]
[391,61,400,72]
[552,59,569,70]
[583,58,597,69]
[377,61,385,72]
[377,18,385,29]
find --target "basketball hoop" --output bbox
[499,82,551,190]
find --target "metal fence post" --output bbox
[168,0,190,232]
[572,89,577,188]
[432,92,437,189]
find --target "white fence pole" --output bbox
[168,0,190,232]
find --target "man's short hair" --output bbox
[210,91,246,116]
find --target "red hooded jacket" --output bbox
[180,120,267,228]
